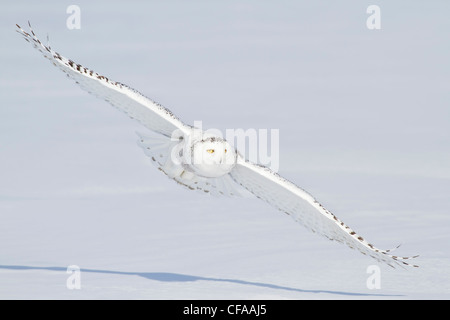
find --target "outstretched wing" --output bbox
[230,155,419,268]
[16,22,190,138]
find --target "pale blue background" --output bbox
[0,1,449,299]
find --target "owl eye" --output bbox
[206,149,215,154]
[224,149,227,153]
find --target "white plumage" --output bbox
[17,22,418,268]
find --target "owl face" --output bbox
[189,137,236,178]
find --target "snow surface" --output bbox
[1,1,449,299]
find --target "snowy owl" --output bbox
[17,23,418,268]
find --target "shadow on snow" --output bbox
[0,264,400,297]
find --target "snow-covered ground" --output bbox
[1,1,449,299]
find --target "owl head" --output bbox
[189,137,236,178]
